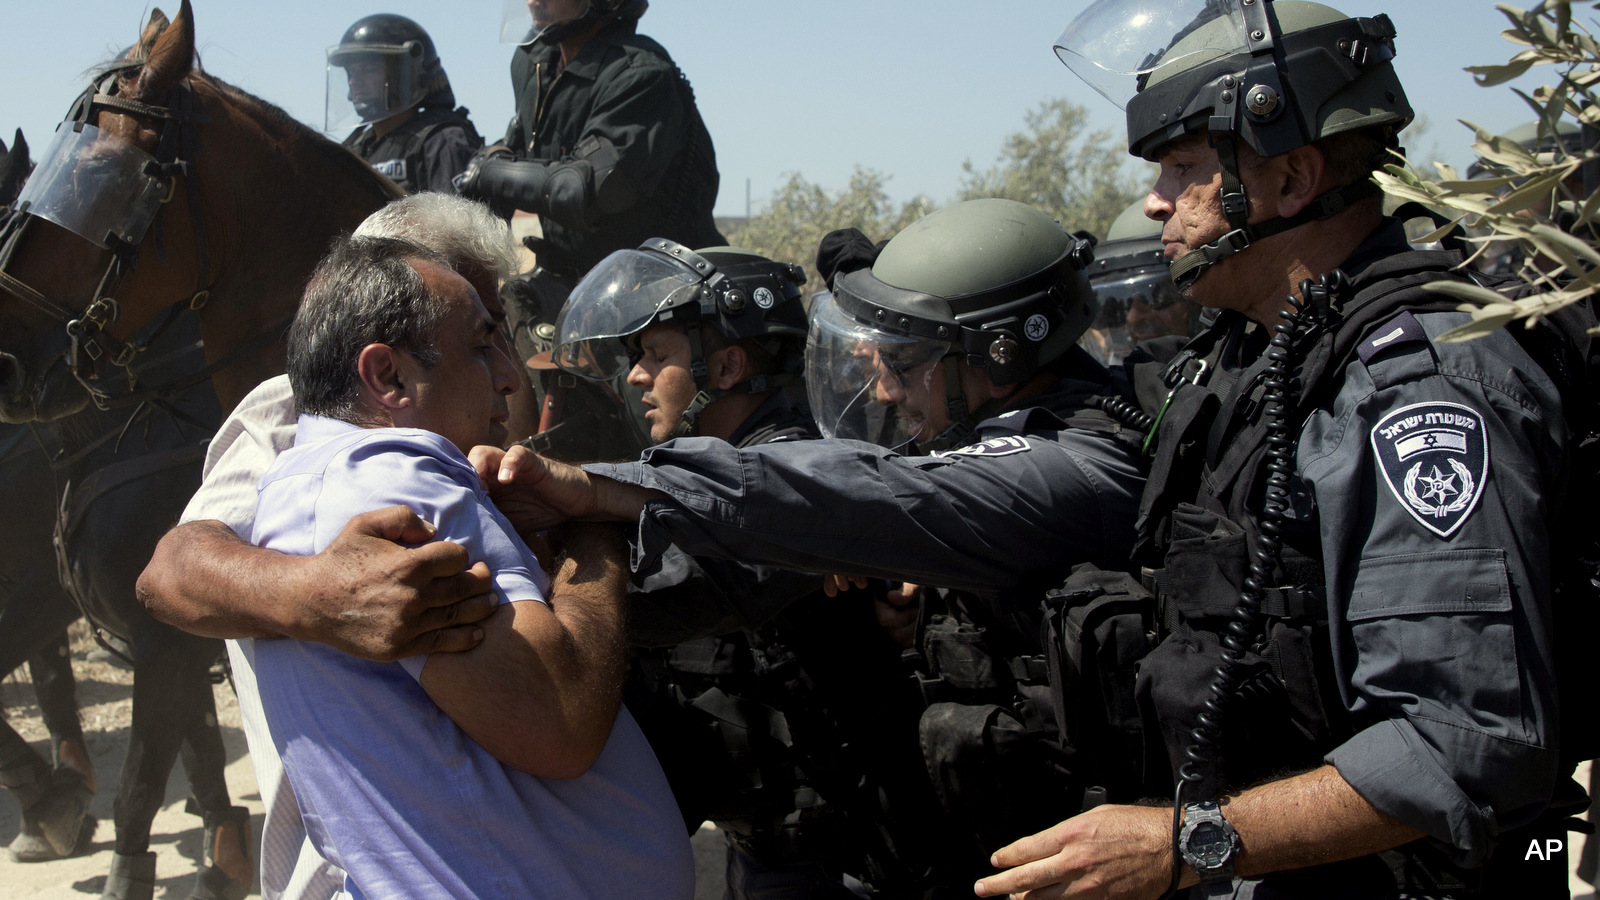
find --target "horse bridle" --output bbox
[0,62,221,408]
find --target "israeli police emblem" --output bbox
[1025,314,1050,342]
[933,436,1032,458]
[1370,401,1489,538]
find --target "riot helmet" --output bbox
[1055,0,1412,290]
[1082,200,1197,365]
[326,14,453,131]
[807,198,1097,454]
[554,239,808,439]
[500,0,648,45]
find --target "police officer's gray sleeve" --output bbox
[1297,320,1563,867]
[584,431,1143,594]
[626,544,822,648]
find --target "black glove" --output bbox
[455,154,595,229]
[815,228,885,290]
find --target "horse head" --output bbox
[0,0,397,423]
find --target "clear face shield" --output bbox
[804,291,952,452]
[501,0,592,44]
[1054,0,1247,108]
[15,121,168,249]
[552,248,705,381]
[325,46,420,131]
[1081,267,1195,365]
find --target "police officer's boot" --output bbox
[188,805,253,900]
[101,850,158,900]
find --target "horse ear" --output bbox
[11,129,24,159]
[135,8,171,57]
[136,0,194,101]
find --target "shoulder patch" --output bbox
[933,436,1032,459]
[1370,400,1489,538]
[1357,311,1427,364]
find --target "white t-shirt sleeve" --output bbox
[180,374,297,534]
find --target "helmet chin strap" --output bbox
[666,324,794,440]
[1168,134,1381,292]
[906,356,1003,455]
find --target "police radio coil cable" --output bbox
[1163,281,1321,897]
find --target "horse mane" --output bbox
[196,73,403,198]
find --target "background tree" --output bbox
[724,168,934,296]
[957,98,1151,240]
[1376,0,1600,339]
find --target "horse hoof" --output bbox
[101,850,157,900]
[28,766,94,857]
[6,811,96,862]
[189,805,252,900]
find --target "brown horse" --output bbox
[0,1,402,424]
[0,4,401,899]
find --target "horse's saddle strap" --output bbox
[0,269,76,323]
[59,441,208,545]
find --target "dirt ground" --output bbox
[0,622,1592,899]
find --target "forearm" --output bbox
[137,520,305,640]
[1227,765,1424,878]
[420,523,630,777]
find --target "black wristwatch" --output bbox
[1179,800,1240,885]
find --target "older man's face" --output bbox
[399,260,521,453]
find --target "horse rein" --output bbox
[0,63,227,409]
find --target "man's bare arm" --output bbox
[417,522,631,778]
[137,507,498,661]
[974,765,1423,899]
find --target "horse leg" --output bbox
[28,631,97,793]
[1,712,93,862]
[103,633,215,900]
[178,663,253,900]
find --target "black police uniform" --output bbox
[505,18,724,278]
[586,348,1148,878]
[1131,218,1570,897]
[343,107,481,195]
[622,392,942,897]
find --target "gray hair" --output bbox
[288,236,454,422]
[353,192,519,285]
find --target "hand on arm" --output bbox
[974,766,1423,899]
[136,508,497,660]
[417,521,632,778]
[469,444,662,534]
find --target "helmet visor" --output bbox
[804,292,951,452]
[553,248,705,381]
[1055,0,1247,109]
[16,122,167,249]
[1082,268,1195,364]
[325,46,419,131]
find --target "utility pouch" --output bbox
[1040,564,1156,803]
[921,613,1006,699]
[917,701,1062,857]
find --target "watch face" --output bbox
[1187,822,1231,867]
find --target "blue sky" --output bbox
[2,1,1571,220]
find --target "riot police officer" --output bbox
[326,14,482,195]
[473,198,1149,886]
[970,2,1577,897]
[553,243,934,898]
[456,0,725,462]
[1080,199,1201,366]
